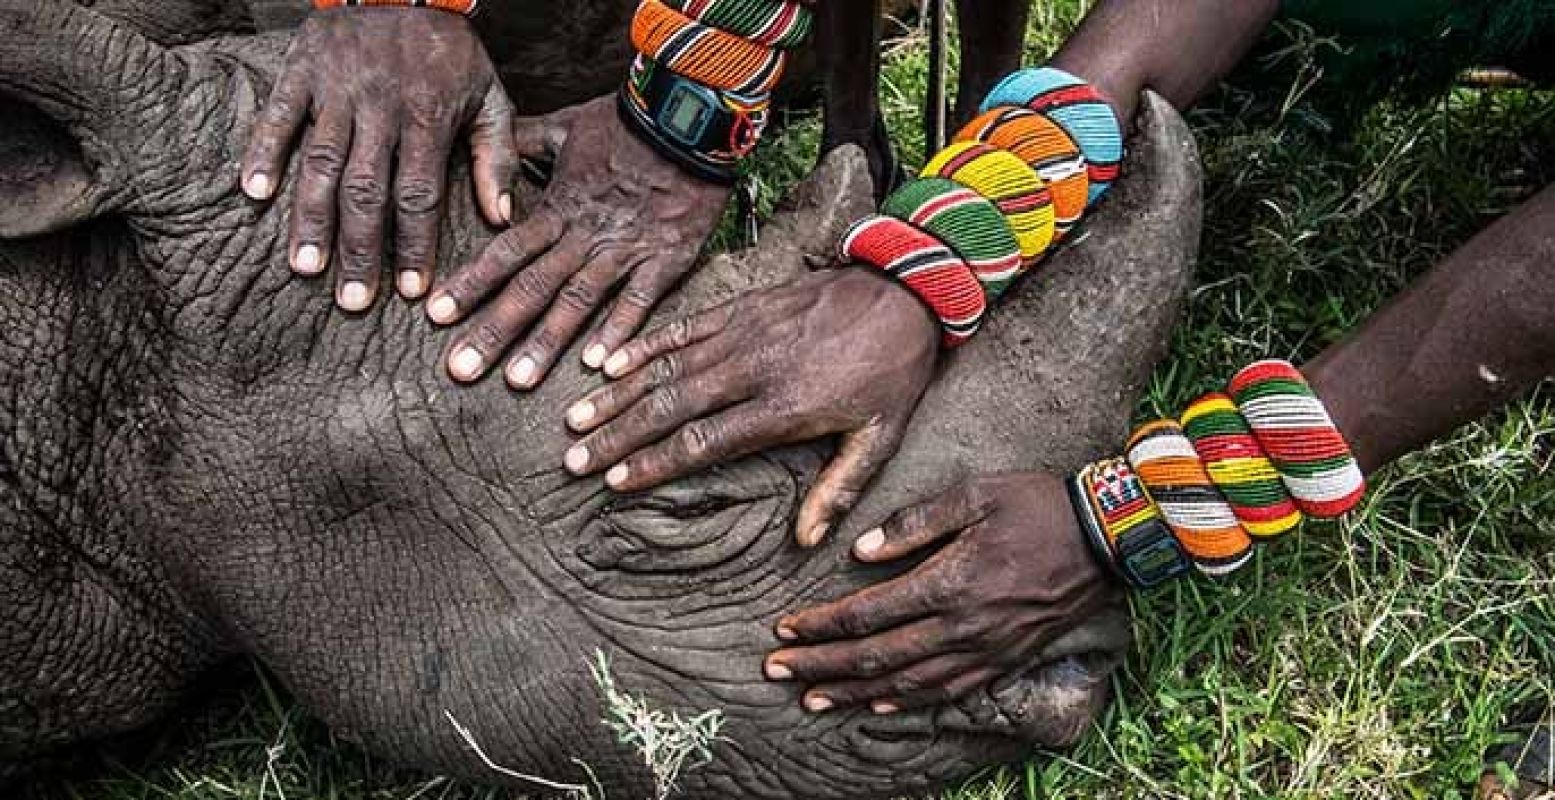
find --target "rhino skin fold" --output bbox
[0,2,1200,796]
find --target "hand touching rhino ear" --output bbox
[241,8,518,310]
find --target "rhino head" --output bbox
[0,4,1198,797]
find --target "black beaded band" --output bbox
[617,54,769,186]
[1067,471,1124,584]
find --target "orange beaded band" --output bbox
[631,0,787,95]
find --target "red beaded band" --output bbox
[840,215,987,348]
[631,0,787,95]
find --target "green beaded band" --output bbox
[663,0,813,50]
[880,177,1024,298]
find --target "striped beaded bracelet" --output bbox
[313,0,478,13]
[1070,457,1193,589]
[921,142,1055,266]
[631,0,787,95]
[663,0,813,50]
[1127,420,1255,576]
[880,178,1023,299]
[840,215,987,347]
[1228,360,1366,517]
[982,67,1123,206]
[1181,392,1304,538]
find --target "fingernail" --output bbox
[449,347,484,381]
[427,295,458,325]
[499,193,513,225]
[775,624,797,641]
[245,172,272,199]
[583,344,608,369]
[804,695,833,713]
[854,528,884,557]
[871,701,899,715]
[507,356,537,388]
[338,281,371,312]
[397,271,426,299]
[802,523,831,548]
[605,463,629,488]
[568,400,596,429]
[293,245,324,275]
[764,661,793,681]
[564,444,590,474]
[603,350,631,377]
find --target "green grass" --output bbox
[23,2,1555,798]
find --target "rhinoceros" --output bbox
[0,2,1200,797]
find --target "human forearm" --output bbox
[1049,0,1279,124]
[1306,185,1555,474]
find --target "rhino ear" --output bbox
[0,1,174,238]
[0,96,124,238]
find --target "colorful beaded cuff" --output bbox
[1074,457,1192,589]
[880,178,1023,299]
[1228,360,1366,518]
[619,54,769,185]
[313,0,478,13]
[982,67,1122,205]
[840,215,986,347]
[632,0,787,95]
[1127,420,1255,577]
[956,106,1089,239]
[1181,392,1304,538]
[663,0,813,50]
[921,142,1055,265]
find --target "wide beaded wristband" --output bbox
[631,0,787,95]
[880,178,1023,299]
[1074,457,1193,589]
[313,0,478,14]
[663,0,813,50]
[840,215,986,347]
[619,54,769,185]
[922,142,1055,265]
[955,105,1089,239]
[982,67,1123,205]
[1228,360,1366,517]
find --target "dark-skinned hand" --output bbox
[241,8,516,310]
[431,94,730,391]
[763,472,1118,714]
[561,266,940,546]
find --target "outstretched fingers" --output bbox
[333,113,397,312]
[469,83,518,228]
[593,252,705,373]
[392,122,451,300]
[427,209,566,327]
[442,230,588,382]
[286,102,354,278]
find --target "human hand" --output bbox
[562,266,939,546]
[764,472,1118,714]
[240,8,516,311]
[431,94,731,390]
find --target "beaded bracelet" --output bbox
[1067,359,1366,585]
[955,106,1089,239]
[1072,457,1193,588]
[880,178,1023,299]
[921,142,1055,266]
[840,215,987,347]
[619,54,769,185]
[631,0,787,95]
[312,0,478,13]
[663,0,813,50]
[982,67,1123,205]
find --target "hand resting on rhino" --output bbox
[0,4,1199,797]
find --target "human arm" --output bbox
[768,183,1555,712]
[240,6,517,310]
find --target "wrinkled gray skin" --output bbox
[0,2,1199,797]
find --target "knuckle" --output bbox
[395,178,443,216]
[646,355,679,389]
[645,386,681,423]
[678,420,717,458]
[890,672,926,696]
[854,648,888,678]
[342,175,387,213]
[509,269,552,303]
[302,141,347,176]
[619,283,657,311]
[557,278,601,312]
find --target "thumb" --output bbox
[795,422,905,548]
[470,83,519,228]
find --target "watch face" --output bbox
[660,85,714,146]
[1120,520,1191,587]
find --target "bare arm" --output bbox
[1309,185,1555,474]
[1049,0,1280,123]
